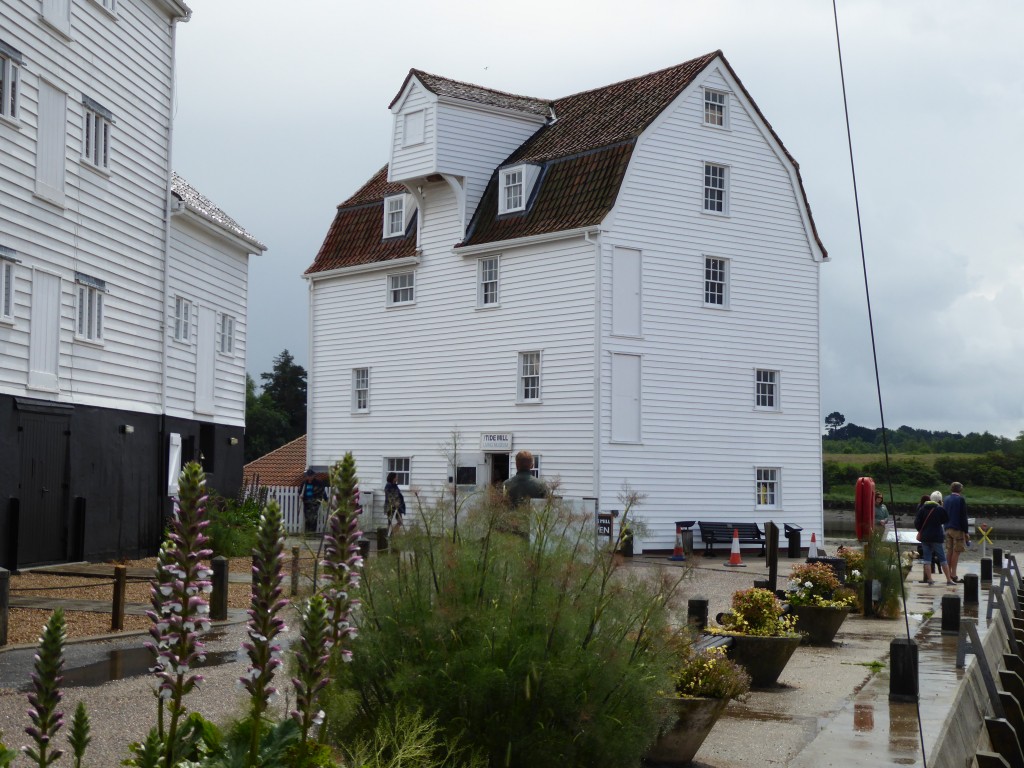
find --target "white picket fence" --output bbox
[266,486,383,534]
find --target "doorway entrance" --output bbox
[487,453,510,486]
[18,410,71,564]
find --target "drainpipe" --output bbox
[585,230,602,502]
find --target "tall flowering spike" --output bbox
[241,498,288,763]
[322,454,363,652]
[148,461,213,766]
[23,608,66,768]
[290,594,332,744]
[68,701,91,768]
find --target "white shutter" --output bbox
[611,353,641,443]
[167,433,182,495]
[41,0,71,36]
[35,81,66,206]
[28,269,61,391]
[611,247,641,337]
[195,305,216,414]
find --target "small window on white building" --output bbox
[82,97,113,171]
[478,256,499,307]
[755,369,779,410]
[529,455,541,479]
[704,89,728,127]
[74,272,104,342]
[518,351,541,403]
[403,110,424,146]
[753,370,774,411]
[756,467,780,509]
[352,367,369,413]
[89,0,116,14]
[704,257,728,307]
[500,167,525,213]
[386,457,410,486]
[0,41,23,121]
[703,163,728,214]
[387,271,415,306]
[173,296,192,342]
[218,313,235,355]
[383,195,406,238]
[0,254,15,321]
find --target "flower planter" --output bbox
[792,605,849,646]
[643,696,729,767]
[726,634,802,688]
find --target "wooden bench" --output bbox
[697,521,765,556]
[694,633,734,652]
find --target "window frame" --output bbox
[702,162,729,216]
[499,166,525,214]
[74,273,105,343]
[218,313,235,355]
[703,88,729,129]
[517,350,542,404]
[385,457,411,487]
[703,256,729,308]
[82,97,113,173]
[0,256,15,322]
[88,0,117,16]
[754,368,779,410]
[755,467,780,509]
[387,270,415,307]
[477,256,500,308]
[529,454,542,479]
[0,41,23,123]
[173,295,192,343]
[383,194,406,238]
[352,367,370,413]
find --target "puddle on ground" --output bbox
[20,645,239,690]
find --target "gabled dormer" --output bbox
[383,192,416,238]
[497,163,541,215]
[388,69,550,234]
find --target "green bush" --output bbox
[206,486,264,557]
[326,488,684,768]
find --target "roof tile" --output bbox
[171,172,266,251]
[390,70,551,117]
[242,435,308,487]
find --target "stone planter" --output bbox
[726,634,802,688]
[792,605,849,646]
[643,696,729,767]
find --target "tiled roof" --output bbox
[305,167,418,275]
[390,70,551,117]
[242,435,308,487]
[171,172,266,251]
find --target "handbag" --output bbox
[916,508,934,542]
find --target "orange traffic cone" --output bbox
[808,532,819,559]
[669,523,686,562]
[723,528,746,567]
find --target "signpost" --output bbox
[978,524,994,559]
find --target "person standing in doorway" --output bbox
[503,450,547,506]
[384,472,406,535]
[299,468,324,534]
[944,481,969,582]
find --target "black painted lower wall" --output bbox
[0,394,244,568]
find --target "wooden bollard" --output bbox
[211,556,228,621]
[941,595,961,635]
[0,567,9,646]
[111,565,127,631]
[982,557,994,584]
[290,547,300,597]
[964,573,980,606]
[889,638,919,702]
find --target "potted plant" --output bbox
[644,639,751,767]
[787,561,856,645]
[711,587,801,687]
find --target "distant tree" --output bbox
[824,411,846,435]
[244,374,289,462]
[260,349,307,444]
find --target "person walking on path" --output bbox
[384,472,406,536]
[916,490,954,585]
[944,481,969,582]
[503,450,547,506]
[299,468,324,534]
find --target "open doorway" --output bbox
[487,453,510,486]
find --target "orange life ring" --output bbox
[855,476,876,541]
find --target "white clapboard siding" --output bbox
[596,63,823,548]
[389,81,436,182]
[0,0,176,411]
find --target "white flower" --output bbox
[852,570,861,578]
[312,710,325,726]
[804,581,813,589]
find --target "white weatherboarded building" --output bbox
[0,0,264,565]
[305,51,828,549]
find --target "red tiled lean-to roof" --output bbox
[243,435,308,487]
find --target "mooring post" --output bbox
[111,565,127,632]
[942,594,962,635]
[290,546,300,597]
[211,556,228,621]
[687,598,709,632]
[964,573,980,606]
[890,638,919,702]
[0,567,9,646]
[863,579,878,617]
[982,557,994,585]
[995,548,1005,572]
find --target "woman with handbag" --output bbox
[915,491,953,585]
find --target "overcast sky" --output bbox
[171,0,1024,439]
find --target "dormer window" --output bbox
[384,194,407,238]
[502,168,524,212]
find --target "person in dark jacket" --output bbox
[915,490,953,585]
[299,468,324,534]
[384,472,406,535]
[503,450,547,506]
[943,481,969,582]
